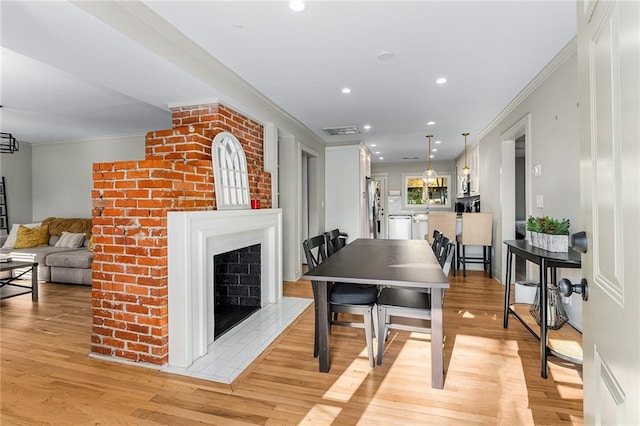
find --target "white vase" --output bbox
[529,231,543,249]
[546,234,569,252]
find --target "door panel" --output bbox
[577,0,640,424]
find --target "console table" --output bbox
[0,261,39,302]
[502,240,582,378]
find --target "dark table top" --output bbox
[503,239,582,267]
[303,238,449,289]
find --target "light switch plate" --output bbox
[532,164,542,176]
[536,194,544,208]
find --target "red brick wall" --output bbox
[91,103,271,365]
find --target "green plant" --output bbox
[526,216,570,235]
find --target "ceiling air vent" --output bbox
[322,126,360,136]
[403,156,420,160]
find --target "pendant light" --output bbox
[462,132,471,175]
[422,134,438,183]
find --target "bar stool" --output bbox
[456,212,493,278]
[426,212,458,245]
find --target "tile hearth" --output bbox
[162,297,311,384]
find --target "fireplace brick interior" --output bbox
[91,103,271,365]
[214,243,261,339]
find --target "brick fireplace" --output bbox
[91,103,272,366]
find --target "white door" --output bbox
[577,0,639,424]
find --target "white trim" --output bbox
[167,209,283,368]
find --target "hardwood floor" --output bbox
[1,273,583,425]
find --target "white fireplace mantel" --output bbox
[167,209,283,368]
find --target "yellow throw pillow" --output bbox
[14,224,50,249]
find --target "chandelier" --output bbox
[462,132,470,175]
[422,134,438,183]
[0,133,20,154]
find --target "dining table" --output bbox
[302,238,450,389]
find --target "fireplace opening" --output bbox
[213,244,261,339]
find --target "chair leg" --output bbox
[451,244,457,277]
[363,307,375,368]
[462,245,467,277]
[483,246,487,273]
[488,245,492,278]
[372,307,379,339]
[376,305,386,365]
[313,305,319,358]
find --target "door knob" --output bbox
[558,278,589,301]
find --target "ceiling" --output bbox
[1,1,576,163]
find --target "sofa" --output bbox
[0,217,93,285]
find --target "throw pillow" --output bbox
[14,224,50,249]
[2,222,42,249]
[55,231,86,249]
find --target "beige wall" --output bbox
[473,46,583,329]
[31,135,146,220]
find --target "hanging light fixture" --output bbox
[462,132,471,175]
[422,134,438,184]
[0,133,20,154]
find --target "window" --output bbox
[402,173,451,210]
[212,132,250,210]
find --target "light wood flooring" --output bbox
[1,272,583,425]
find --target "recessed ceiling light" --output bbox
[363,124,371,131]
[427,121,436,126]
[432,148,438,152]
[341,87,351,94]
[435,140,442,144]
[370,144,377,147]
[375,151,380,154]
[377,51,395,61]
[430,154,435,159]
[289,1,305,12]
[436,77,447,85]
[379,157,384,160]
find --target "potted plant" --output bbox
[526,216,570,252]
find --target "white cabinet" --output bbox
[325,143,371,242]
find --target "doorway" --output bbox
[514,135,527,281]
[500,114,532,284]
[300,147,320,266]
[371,174,388,238]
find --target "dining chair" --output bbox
[430,230,442,251]
[456,212,493,278]
[302,235,378,367]
[375,247,455,365]
[433,235,450,265]
[324,228,348,256]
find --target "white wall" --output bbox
[0,142,33,228]
[31,135,145,220]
